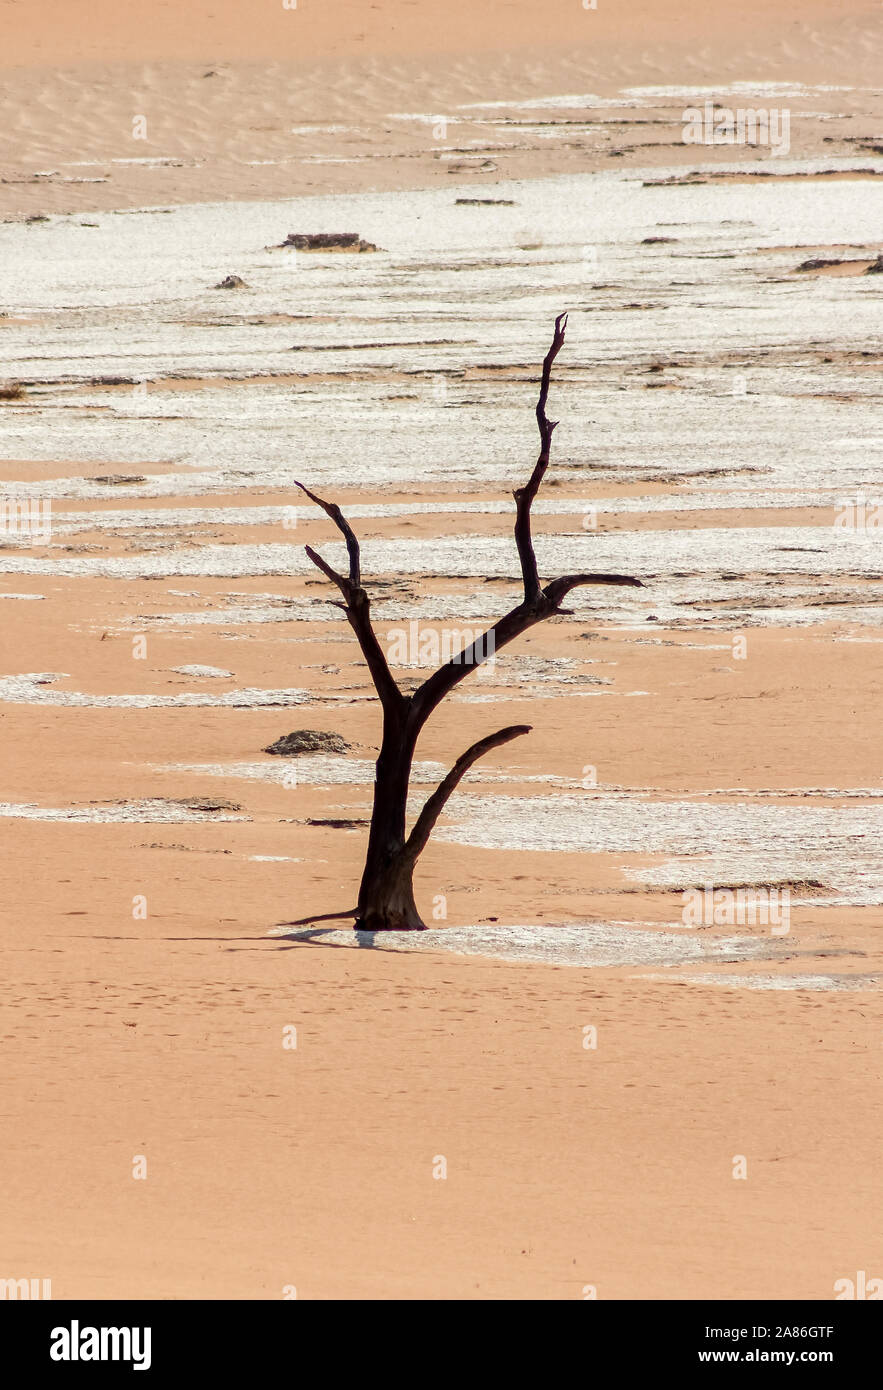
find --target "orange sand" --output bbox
[0,0,881,1301]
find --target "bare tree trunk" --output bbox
[289,315,643,930]
[355,708,423,930]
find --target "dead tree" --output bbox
[292,315,643,930]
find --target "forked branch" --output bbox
[296,480,403,712]
[291,316,645,931]
[296,480,361,587]
[409,565,642,726]
[406,315,641,722]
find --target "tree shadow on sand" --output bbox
[273,925,379,950]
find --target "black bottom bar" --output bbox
[1,1299,877,1375]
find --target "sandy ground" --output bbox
[2,0,883,216]
[1,0,881,1302]
[1,489,880,1298]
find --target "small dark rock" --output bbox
[89,474,147,485]
[264,729,351,756]
[796,257,844,271]
[172,796,242,813]
[278,232,378,252]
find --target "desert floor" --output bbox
[0,0,880,1299]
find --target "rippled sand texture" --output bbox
[0,0,881,1304]
[2,0,882,215]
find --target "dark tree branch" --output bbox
[514,310,568,601]
[403,724,531,864]
[344,589,406,714]
[410,571,642,726]
[303,543,350,600]
[543,571,644,606]
[296,479,360,587]
[298,490,404,713]
[409,314,643,727]
[278,907,358,926]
